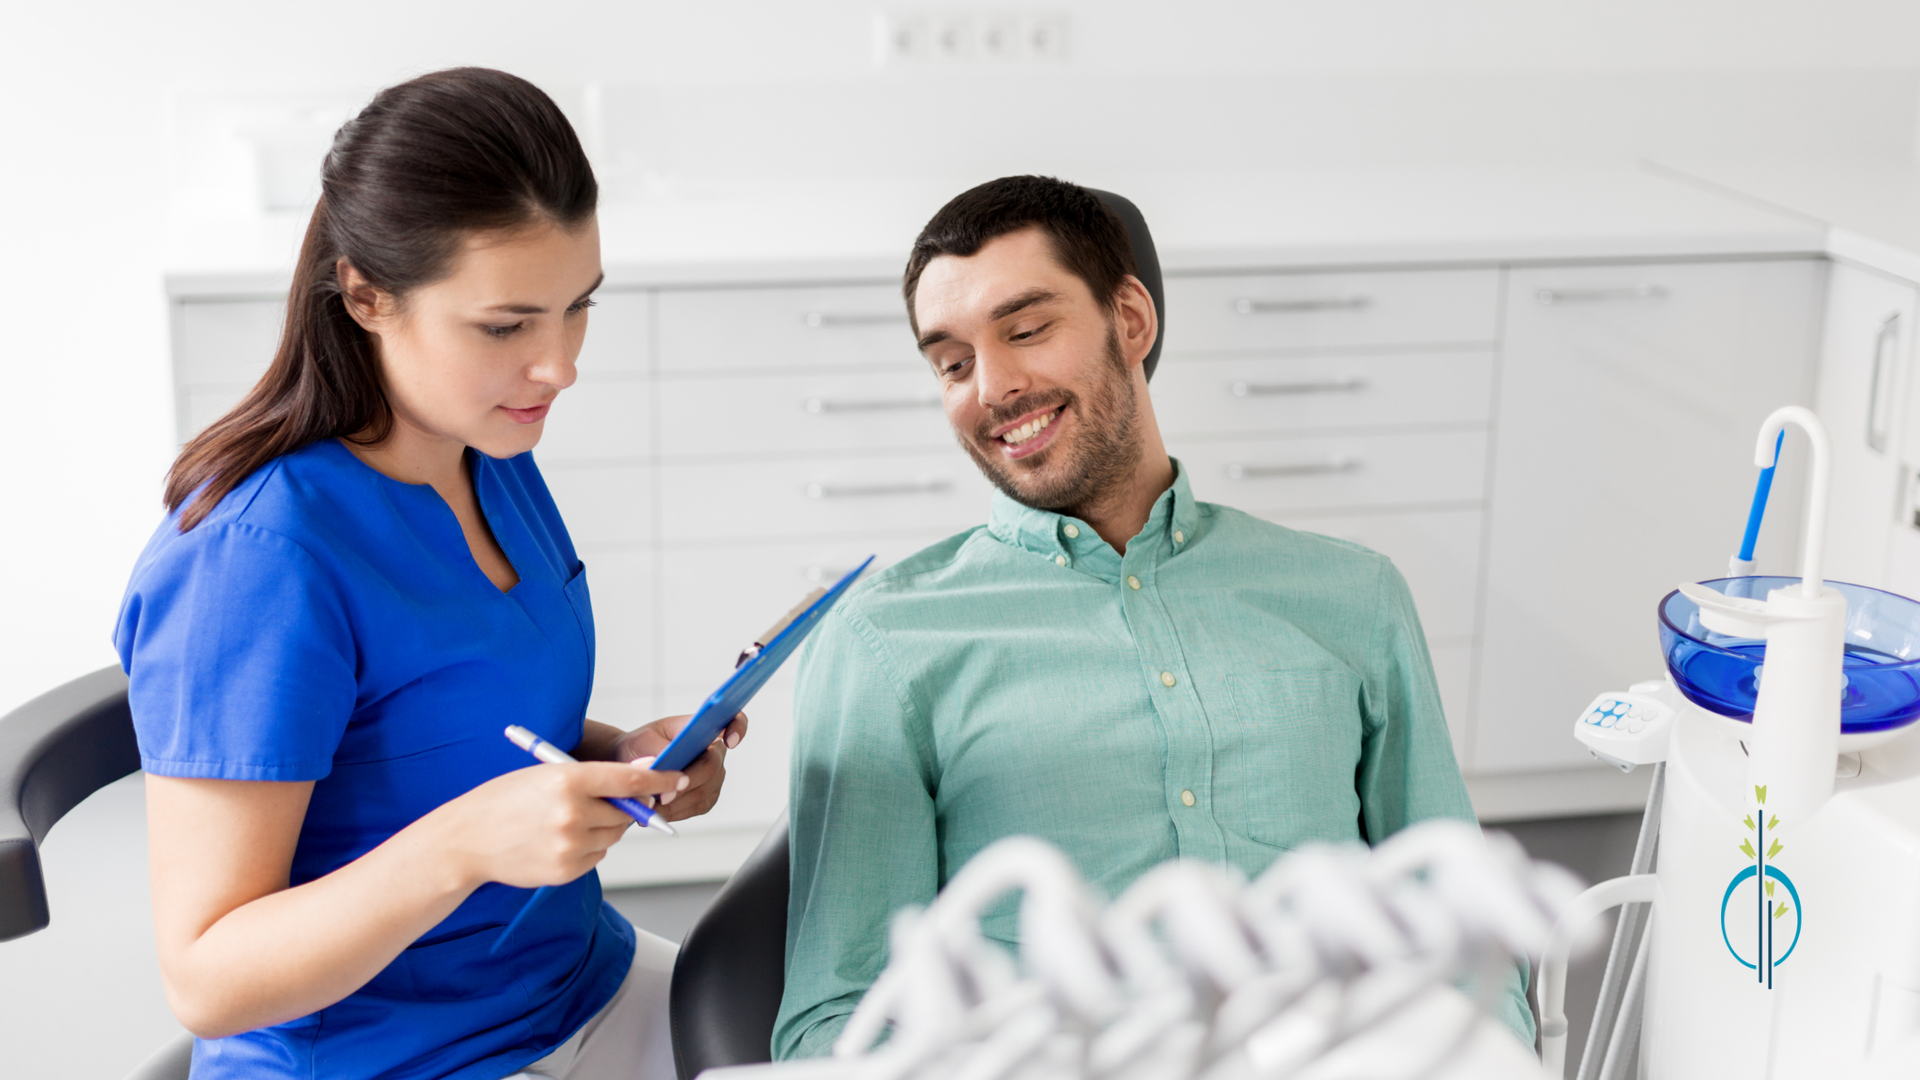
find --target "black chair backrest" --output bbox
[1089,188,1165,382]
[670,813,790,1079]
[0,665,139,941]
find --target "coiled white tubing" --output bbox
[828,820,1582,1080]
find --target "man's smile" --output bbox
[991,404,1067,460]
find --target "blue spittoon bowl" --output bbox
[1659,576,1920,732]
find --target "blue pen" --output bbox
[491,725,676,954]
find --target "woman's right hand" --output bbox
[433,758,689,890]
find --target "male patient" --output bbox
[774,175,1531,1056]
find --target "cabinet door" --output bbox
[1474,260,1825,773]
[1815,264,1919,590]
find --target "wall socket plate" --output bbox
[872,9,1069,66]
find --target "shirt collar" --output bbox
[987,459,1201,582]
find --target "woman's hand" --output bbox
[607,712,748,822]
[435,758,689,889]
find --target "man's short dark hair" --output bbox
[903,175,1138,337]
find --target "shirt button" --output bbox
[1160,671,1177,687]
[1054,554,1068,567]
[1128,576,1141,590]
[1063,524,1079,538]
[1174,530,1185,544]
[1181,790,1196,807]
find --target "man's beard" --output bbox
[958,326,1142,515]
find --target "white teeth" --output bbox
[1003,409,1056,446]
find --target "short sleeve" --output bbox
[115,521,357,781]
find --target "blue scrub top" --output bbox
[115,438,636,1080]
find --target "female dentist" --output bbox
[114,68,736,1080]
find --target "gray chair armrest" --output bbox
[0,665,138,941]
[124,1030,194,1080]
[670,813,791,1079]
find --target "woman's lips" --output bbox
[503,403,551,425]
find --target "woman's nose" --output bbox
[529,337,579,391]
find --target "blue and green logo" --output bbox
[1719,784,1801,987]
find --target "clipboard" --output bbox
[649,555,876,773]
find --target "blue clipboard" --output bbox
[650,555,875,773]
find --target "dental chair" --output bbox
[0,665,195,1080]
[665,188,1166,1080]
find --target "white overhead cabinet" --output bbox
[1474,260,1825,772]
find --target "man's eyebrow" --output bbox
[481,273,606,315]
[989,287,1060,323]
[917,287,1062,351]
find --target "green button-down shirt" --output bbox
[775,465,1530,1057]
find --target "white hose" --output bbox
[1537,874,1659,1079]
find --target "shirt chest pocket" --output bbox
[562,563,596,675]
[1215,666,1366,850]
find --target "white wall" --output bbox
[8,2,1920,721]
[7,3,1920,1075]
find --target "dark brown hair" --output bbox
[902,175,1137,337]
[164,67,597,530]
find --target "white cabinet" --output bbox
[1814,263,1920,591]
[169,253,1829,877]
[1473,259,1826,773]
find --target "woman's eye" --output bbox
[483,323,523,339]
[567,298,597,315]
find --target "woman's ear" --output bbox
[336,259,390,333]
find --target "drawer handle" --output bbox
[805,479,954,499]
[1868,313,1901,454]
[1225,456,1363,480]
[1533,284,1669,305]
[1229,377,1370,398]
[804,311,910,328]
[1233,296,1372,315]
[805,396,943,414]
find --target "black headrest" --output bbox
[1089,189,1165,382]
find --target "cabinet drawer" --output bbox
[1174,430,1487,515]
[578,289,651,375]
[659,370,949,458]
[1152,351,1493,437]
[1260,508,1484,642]
[657,284,919,373]
[659,450,994,543]
[1162,269,1499,354]
[543,462,652,548]
[658,534,951,688]
[173,299,283,385]
[536,374,652,463]
[578,547,656,697]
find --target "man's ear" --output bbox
[1113,275,1159,372]
[336,258,390,333]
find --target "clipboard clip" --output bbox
[737,586,828,668]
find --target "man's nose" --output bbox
[973,342,1030,409]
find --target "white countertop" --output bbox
[1650,157,1920,284]
[165,165,1826,299]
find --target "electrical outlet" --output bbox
[873,10,1069,66]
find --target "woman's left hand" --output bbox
[608,712,748,821]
